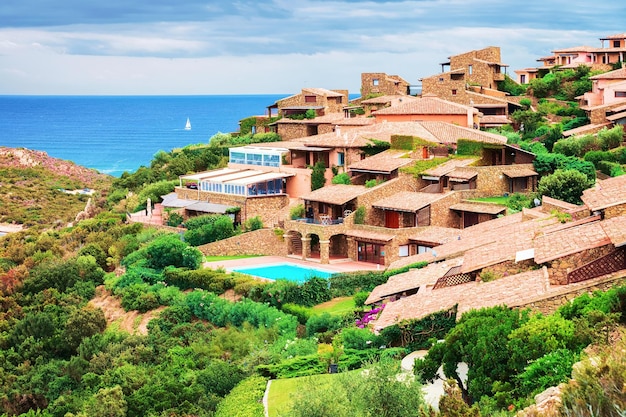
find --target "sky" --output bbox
[0,0,624,95]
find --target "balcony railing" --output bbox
[293,217,344,226]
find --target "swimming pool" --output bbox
[231,263,335,283]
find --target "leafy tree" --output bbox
[331,172,351,185]
[144,234,202,270]
[415,306,527,403]
[63,306,107,353]
[538,169,593,205]
[243,216,263,232]
[310,160,327,191]
[510,108,547,138]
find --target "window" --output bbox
[439,77,444,82]
[520,74,526,84]
[230,151,245,164]
[373,78,379,86]
[615,91,626,98]
[614,40,621,48]
[452,89,457,96]
[304,95,317,103]
[468,64,473,75]
[337,152,345,166]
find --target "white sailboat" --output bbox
[184,117,191,130]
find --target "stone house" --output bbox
[371,94,480,128]
[359,95,419,117]
[581,174,626,219]
[420,46,509,104]
[515,32,626,84]
[360,72,411,99]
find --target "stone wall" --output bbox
[540,196,590,220]
[357,176,420,224]
[430,192,463,228]
[175,187,289,224]
[478,259,537,280]
[276,123,310,141]
[454,163,537,198]
[604,203,626,219]
[545,244,616,285]
[198,228,287,257]
[361,73,409,97]
[517,271,626,316]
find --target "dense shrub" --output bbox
[163,267,235,293]
[517,349,579,397]
[331,173,351,185]
[184,215,235,246]
[305,312,344,337]
[340,327,384,350]
[538,169,593,204]
[214,376,267,417]
[281,303,312,325]
[243,216,263,232]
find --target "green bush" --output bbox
[243,216,263,232]
[163,267,235,293]
[281,303,312,325]
[331,173,351,185]
[353,291,370,308]
[517,349,579,397]
[310,160,326,191]
[353,206,365,225]
[340,327,384,350]
[305,313,343,337]
[456,139,484,156]
[214,376,267,417]
[290,204,305,220]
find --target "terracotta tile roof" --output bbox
[562,123,613,137]
[298,121,507,149]
[449,202,507,215]
[601,215,626,247]
[365,258,464,304]
[418,121,508,145]
[302,121,438,148]
[372,191,454,212]
[534,220,611,264]
[581,99,626,111]
[480,115,512,124]
[348,150,414,173]
[447,168,478,181]
[459,217,556,273]
[372,268,549,330]
[590,68,626,80]
[601,33,626,40]
[421,158,477,177]
[361,95,419,105]
[388,211,553,270]
[302,88,345,97]
[541,195,580,210]
[408,226,464,245]
[275,114,375,126]
[502,168,538,178]
[300,184,368,205]
[552,45,597,53]
[345,229,395,242]
[606,111,626,121]
[372,96,477,116]
[581,175,626,211]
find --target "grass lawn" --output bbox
[203,255,260,262]
[467,195,509,205]
[312,296,355,316]
[267,371,357,416]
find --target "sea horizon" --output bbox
[0,94,290,177]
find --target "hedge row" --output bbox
[214,375,267,417]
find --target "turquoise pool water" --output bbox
[231,263,335,283]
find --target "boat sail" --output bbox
[184,118,191,130]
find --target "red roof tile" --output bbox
[581,175,626,211]
[534,221,611,264]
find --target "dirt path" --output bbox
[89,286,165,335]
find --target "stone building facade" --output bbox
[420,46,508,104]
[361,73,410,98]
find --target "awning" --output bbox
[447,169,477,182]
[449,202,507,215]
[228,172,293,185]
[186,202,234,214]
[346,230,394,242]
[503,168,538,178]
[180,168,239,181]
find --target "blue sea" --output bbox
[0,95,285,177]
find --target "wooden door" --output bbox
[385,211,400,228]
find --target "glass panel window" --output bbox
[230,151,245,164]
[246,153,262,165]
[263,154,280,167]
[373,79,379,86]
[615,91,626,98]
[337,152,345,166]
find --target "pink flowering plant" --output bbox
[355,304,385,328]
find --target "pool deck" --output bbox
[204,255,383,275]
